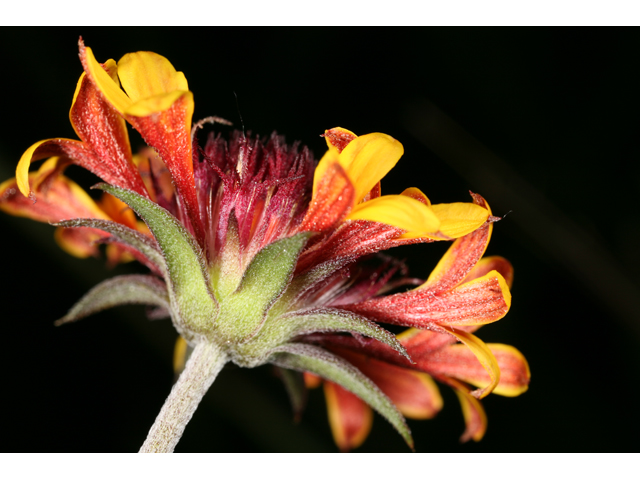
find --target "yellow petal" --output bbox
[117,51,189,103]
[431,202,490,238]
[346,195,440,233]
[80,44,133,115]
[338,132,403,204]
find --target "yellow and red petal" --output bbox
[298,161,355,233]
[420,222,492,296]
[79,41,204,245]
[346,194,440,234]
[324,380,373,452]
[433,327,500,399]
[398,328,458,357]
[1,171,109,224]
[345,270,511,329]
[424,270,512,327]
[463,255,514,289]
[441,343,530,397]
[54,226,102,258]
[445,378,488,442]
[69,66,148,197]
[1,171,111,259]
[98,193,138,230]
[16,138,99,198]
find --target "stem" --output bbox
[139,341,227,453]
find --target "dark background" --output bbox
[1,28,639,452]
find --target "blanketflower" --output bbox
[0,39,528,452]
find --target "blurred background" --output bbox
[1,28,639,452]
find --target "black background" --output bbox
[1,28,639,452]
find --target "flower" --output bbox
[0,39,526,453]
[300,202,530,450]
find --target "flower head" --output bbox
[0,39,528,452]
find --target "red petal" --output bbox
[125,95,205,244]
[338,349,443,420]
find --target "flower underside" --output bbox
[0,39,530,452]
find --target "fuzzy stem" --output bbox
[139,341,227,453]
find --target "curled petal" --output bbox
[324,381,373,452]
[437,327,500,399]
[463,255,514,289]
[16,139,99,198]
[440,343,531,397]
[346,195,440,235]
[444,378,488,442]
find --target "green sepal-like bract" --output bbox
[55,274,170,326]
[214,232,312,344]
[269,343,414,450]
[95,184,218,340]
[55,218,167,276]
[249,308,409,360]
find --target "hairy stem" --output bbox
[139,341,227,453]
